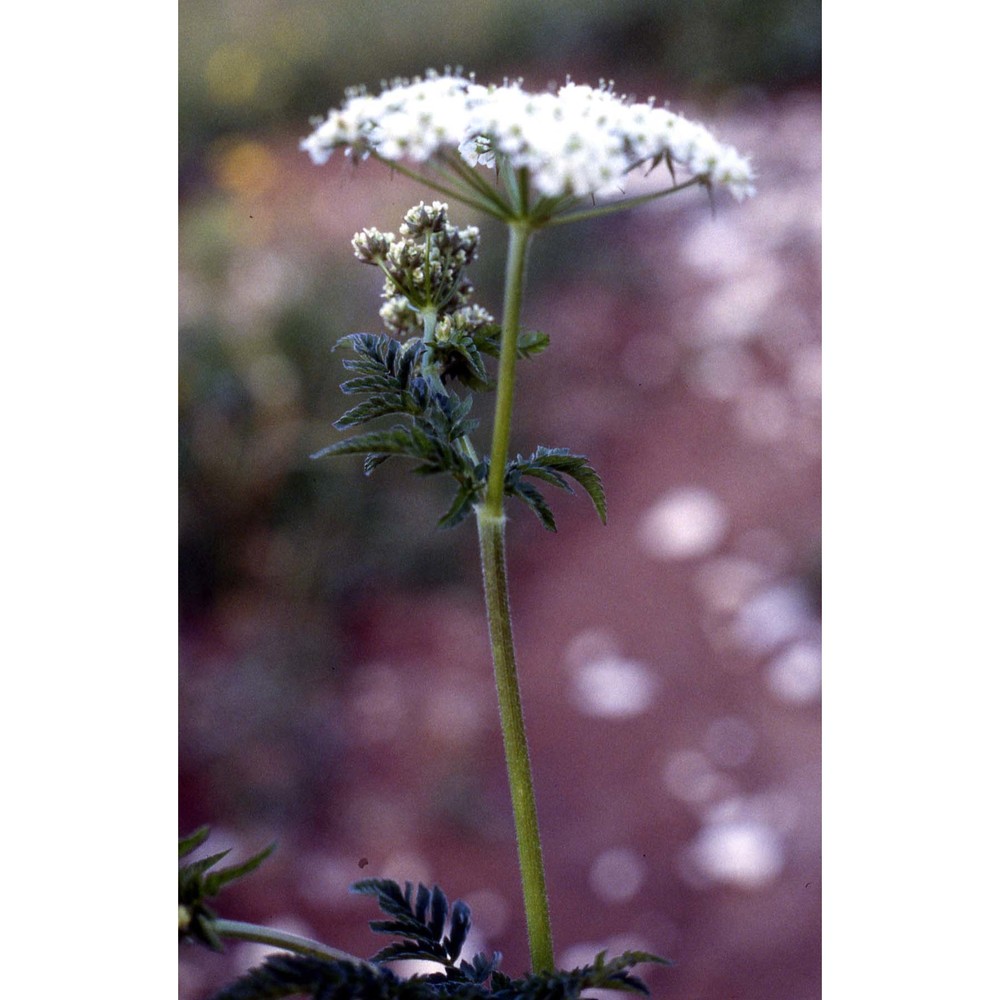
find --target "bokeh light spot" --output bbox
[765,641,822,703]
[639,487,729,560]
[730,582,815,654]
[588,846,646,903]
[691,818,784,888]
[211,139,278,198]
[570,656,656,718]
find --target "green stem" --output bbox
[476,220,554,973]
[484,222,531,513]
[211,918,377,969]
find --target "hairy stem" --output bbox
[476,220,554,973]
[212,918,377,969]
[476,511,553,973]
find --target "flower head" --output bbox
[302,70,755,206]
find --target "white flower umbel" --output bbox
[302,70,755,222]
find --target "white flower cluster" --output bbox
[302,71,755,202]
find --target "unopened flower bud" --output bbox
[351,228,393,263]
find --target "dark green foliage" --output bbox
[426,326,493,392]
[314,327,601,532]
[312,332,483,528]
[353,879,472,965]
[331,334,428,429]
[207,954,404,1000]
[207,878,670,1000]
[473,327,550,361]
[504,447,607,532]
[209,950,668,1000]
[179,827,275,952]
[312,333,485,526]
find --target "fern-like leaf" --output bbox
[517,447,607,524]
[503,447,606,531]
[311,427,421,467]
[352,879,472,968]
[338,333,423,389]
[334,393,421,430]
[207,954,401,1000]
[351,879,472,968]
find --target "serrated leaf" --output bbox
[340,374,399,395]
[311,427,417,463]
[369,941,445,965]
[516,463,571,492]
[352,878,410,916]
[526,447,607,524]
[369,918,427,939]
[334,393,416,430]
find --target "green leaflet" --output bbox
[473,326,551,360]
[503,446,607,531]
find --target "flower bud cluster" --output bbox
[353,201,489,338]
[303,70,755,203]
[433,304,494,344]
[351,227,393,264]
